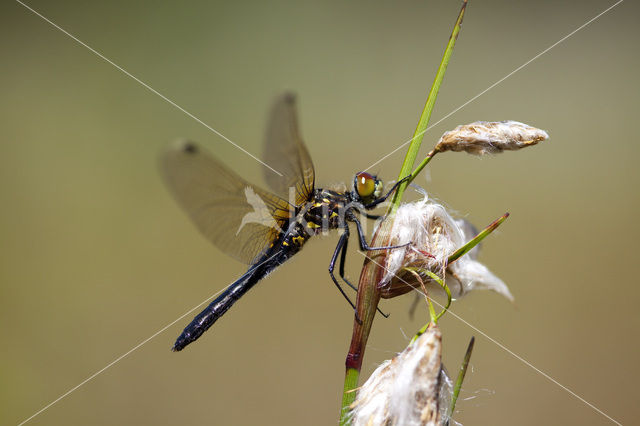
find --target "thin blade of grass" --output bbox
[448,212,509,264]
[447,336,475,425]
[389,0,468,213]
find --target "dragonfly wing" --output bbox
[263,92,315,206]
[161,140,292,265]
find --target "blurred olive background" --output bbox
[2,0,638,425]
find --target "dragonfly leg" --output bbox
[337,233,357,292]
[352,216,412,251]
[329,231,362,324]
[338,227,390,319]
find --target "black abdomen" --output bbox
[172,245,293,351]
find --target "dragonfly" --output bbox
[162,93,407,351]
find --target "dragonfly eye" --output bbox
[355,172,379,200]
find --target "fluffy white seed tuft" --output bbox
[380,195,513,301]
[350,326,452,426]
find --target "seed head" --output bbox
[350,326,452,426]
[379,195,512,301]
[434,120,548,155]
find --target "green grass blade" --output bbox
[389,0,468,213]
[447,337,475,424]
[448,212,509,264]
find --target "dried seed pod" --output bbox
[434,120,548,155]
[350,326,452,426]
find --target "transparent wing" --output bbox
[263,92,315,206]
[161,140,292,265]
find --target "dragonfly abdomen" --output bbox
[172,247,292,351]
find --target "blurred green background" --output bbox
[2,0,638,425]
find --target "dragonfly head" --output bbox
[353,172,383,205]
